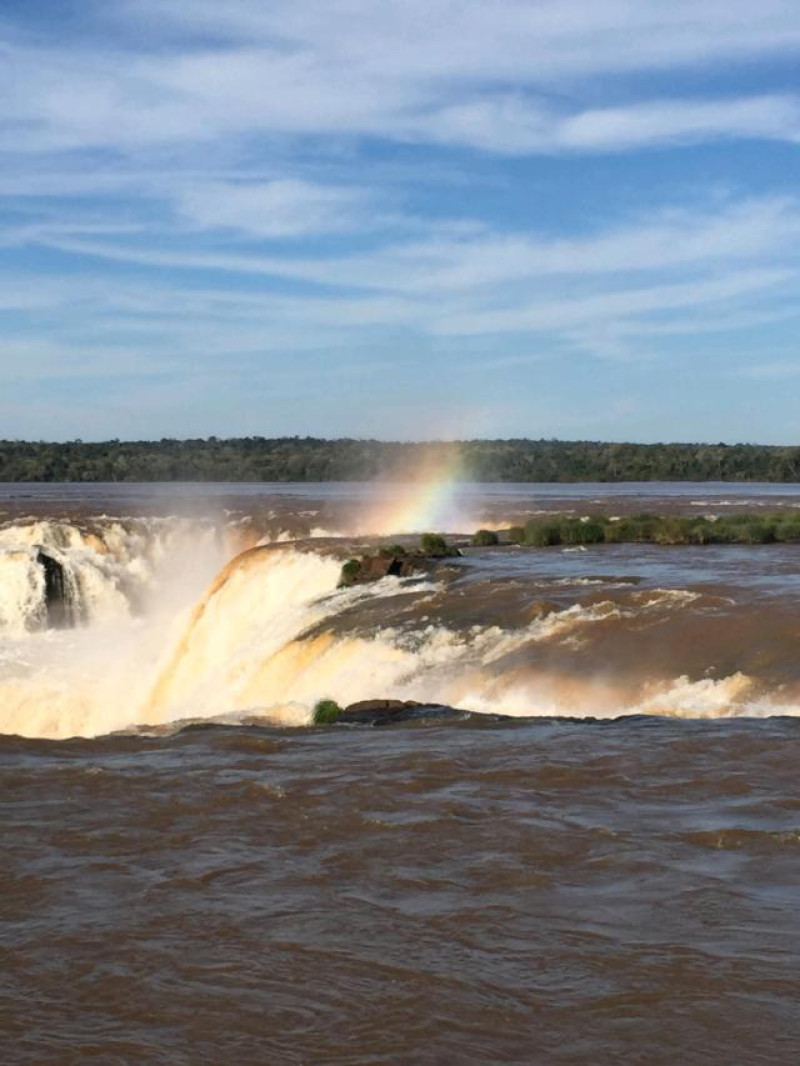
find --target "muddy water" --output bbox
[4,717,800,1064]
[3,482,800,1062]
[4,479,800,530]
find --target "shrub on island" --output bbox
[523,520,563,547]
[420,533,450,556]
[339,558,362,586]
[775,517,800,542]
[517,512,799,548]
[472,529,500,546]
[379,544,407,558]
[312,698,342,725]
[561,519,605,545]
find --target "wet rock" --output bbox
[338,540,466,588]
[339,553,427,587]
[340,699,511,726]
[36,550,73,628]
[340,698,422,723]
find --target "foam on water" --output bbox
[0,549,47,634]
[1,517,798,739]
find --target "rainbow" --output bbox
[355,449,468,535]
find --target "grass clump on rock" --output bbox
[472,528,500,546]
[338,558,362,586]
[312,698,342,725]
[379,543,407,558]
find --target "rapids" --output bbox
[3,481,800,738]
[4,483,800,1063]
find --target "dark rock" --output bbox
[339,553,429,587]
[340,698,423,723]
[340,699,512,726]
[36,550,74,628]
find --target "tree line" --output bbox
[1,437,799,482]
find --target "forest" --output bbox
[1,437,799,482]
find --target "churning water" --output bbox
[3,482,800,1063]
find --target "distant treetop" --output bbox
[0,437,798,482]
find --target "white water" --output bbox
[0,518,228,632]
[0,549,47,634]
[0,518,229,737]
[0,519,795,739]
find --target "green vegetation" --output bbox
[3,437,800,482]
[312,698,342,725]
[472,528,500,546]
[339,558,362,586]
[524,520,563,547]
[517,512,800,547]
[339,537,458,589]
[420,533,449,556]
[379,544,407,557]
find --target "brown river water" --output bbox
[2,482,800,1063]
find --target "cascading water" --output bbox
[146,546,345,726]
[0,516,232,738]
[0,548,48,634]
[5,484,800,1066]
[0,520,150,632]
[2,508,799,740]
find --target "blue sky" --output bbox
[2,1,800,442]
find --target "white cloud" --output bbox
[6,207,796,358]
[5,52,800,157]
[122,1,800,84]
[175,179,370,238]
[2,0,800,437]
[360,198,800,291]
[428,269,794,337]
[26,196,800,295]
[3,3,800,158]
[406,94,800,154]
[560,96,800,151]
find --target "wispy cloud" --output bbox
[428,269,795,337]
[121,1,800,83]
[175,180,373,238]
[20,194,800,292]
[2,0,800,439]
[4,3,800,157]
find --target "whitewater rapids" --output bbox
[1,510,798,738]
[6,483,800,1066]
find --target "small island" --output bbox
[337,511,800,592]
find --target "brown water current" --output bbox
[4,718,800,1064]
[2,483,800,1062]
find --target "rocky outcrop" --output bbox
[36,550,74,628]
[338,544,462,588]
[339,699,511,726]
[339,554,426,587]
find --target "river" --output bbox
[2,482,799,1063]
